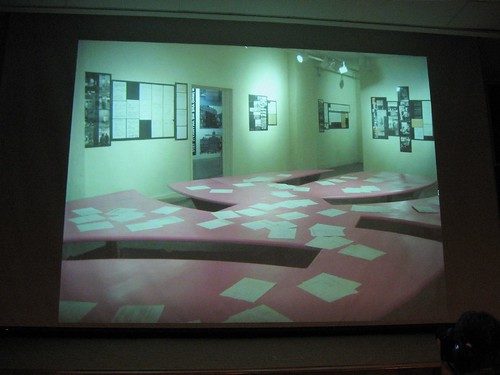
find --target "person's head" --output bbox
[437,311,499,374]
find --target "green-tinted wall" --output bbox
[67,41,435,201]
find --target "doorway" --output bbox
[192,86,230,179]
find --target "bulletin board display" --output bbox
[318,100,350,131]
[371,85,434,153]
[249,95,268,131]
[111,80,175,141]
[85,72,111,148]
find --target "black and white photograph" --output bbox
[200,88,223,129]
[249,94,268,131]
[397,86,409,101]
[387,101,399,136]
[400,136,412,152]
[317,99,326,132]
[371,97,388,139]
[200,131,222,154]
[85,72,111,148]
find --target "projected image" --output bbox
[60,41,445,325]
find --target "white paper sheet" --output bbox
[305,236,353,250]
[151,206,182,215]
[77,221,114,232]
[309,223,346,237]
[186,185,211,191]
[213,210,241,219]
[197,219,233,229]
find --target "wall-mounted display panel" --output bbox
[175,83,189,140]
[112,80,175,141]
[249,94,268,131]
[318,100,350,131]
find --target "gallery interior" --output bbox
[60,40,443,326]
[1,1,499,373]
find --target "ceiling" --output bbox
[1,0,500,38]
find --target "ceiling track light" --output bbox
[338,61,348,74]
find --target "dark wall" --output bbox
[0,11,499,371]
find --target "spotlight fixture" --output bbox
[296,54,304,63]
[338,61,348,74]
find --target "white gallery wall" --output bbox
[66,41,436,202]
[287,52,361,170]
[67,41,291,200]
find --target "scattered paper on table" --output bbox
[126,216,183,232]
[77,221,114,232]
[69,214,106,224]
[152,206,182,215]
[107,208,138,216]
[316,180,335,186]
[340,176,358,180]
[197,218,233,229]
[224,304,292,323]
[108,211,146,223]
[210,188,234,194]
[186,185,211,191]
[276,211,309,220]
[268,226,297,240]
[309,223,346,237]
[364,177,385,183]
[317,208,346,217]
[72,207,102,216]
[305,236,352,250]
[236,208,267,217]
[220,277,276,303]
[339,244,385,261]
[242,220,274,230]
[59,301,97,323]
[298,273,360,302]
[213,210,241,219]
[233,182,255,187]
[276,199,317,209]
[250,203,277,211]
[271,191,296,198]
